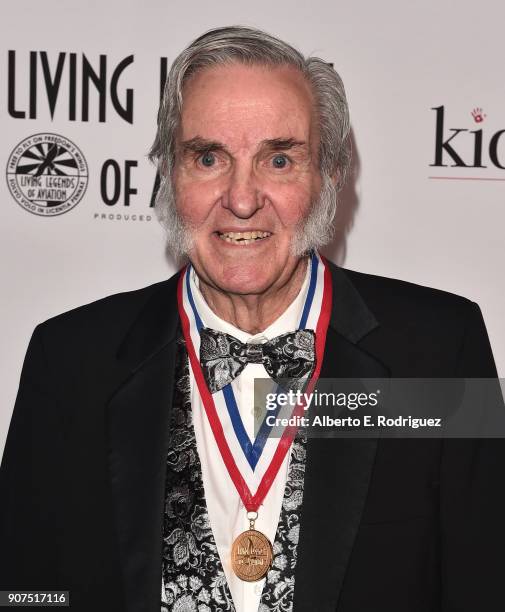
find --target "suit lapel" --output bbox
[106,273,181,612]
[293,262,390,611]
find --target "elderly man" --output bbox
[1,26,504,612]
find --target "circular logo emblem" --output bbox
[6,133,88,217]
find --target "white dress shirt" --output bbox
[189,260,311,612]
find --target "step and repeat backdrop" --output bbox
[1,0,504,455]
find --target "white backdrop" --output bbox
[1,0,504,457]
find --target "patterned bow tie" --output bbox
[199,327,316,394]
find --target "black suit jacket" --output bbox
[1,261,504,611]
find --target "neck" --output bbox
[198,257,309,334]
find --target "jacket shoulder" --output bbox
[34,273,179,351]
[338,266,476,323]
[334,265,497,377]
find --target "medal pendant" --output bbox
[231,528,273,582]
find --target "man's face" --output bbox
[173,62,321,295]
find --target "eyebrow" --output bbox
[179,136,308,156]
[179,137,226,155]
[261,138,308,152]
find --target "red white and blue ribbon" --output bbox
[177,249,332,512]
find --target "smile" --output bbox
[217,231,272,245]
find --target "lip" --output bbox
[214,228,273,234]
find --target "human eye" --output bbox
[197,150,217,168]
[270,153,291,170]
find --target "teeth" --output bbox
[218,230,271,244]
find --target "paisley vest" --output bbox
[160,337,307,612]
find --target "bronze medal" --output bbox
[231,528,273,582]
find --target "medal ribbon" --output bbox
[186,251,319,470]
[177,254,333,512]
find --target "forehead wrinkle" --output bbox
[182,100,313,150]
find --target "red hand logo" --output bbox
[471,108,486,123]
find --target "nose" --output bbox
[223,163,263,219]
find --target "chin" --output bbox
[209,264,277,296]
